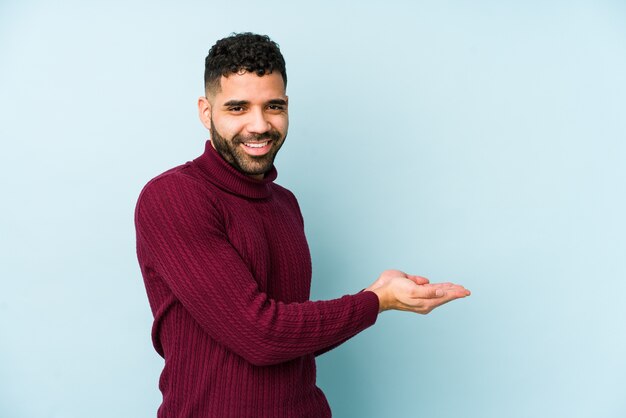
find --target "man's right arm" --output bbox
[135,174,470,365]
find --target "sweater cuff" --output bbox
[355,290,380,328]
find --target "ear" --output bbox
[198,96,212,130]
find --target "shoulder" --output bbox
[271,182,305,224]
[271,182,300,206]
[138,164,195,202]
[271,182,295,198]
[135,163,222,223]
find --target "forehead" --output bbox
[214,72,286,104]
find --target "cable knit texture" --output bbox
[135,141,380,417]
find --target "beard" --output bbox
[210,119,286,177]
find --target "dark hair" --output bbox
[204,32,287,95]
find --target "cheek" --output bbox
[215,119,244,139]
[273,115,289,135]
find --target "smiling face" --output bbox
[198,71,289,179]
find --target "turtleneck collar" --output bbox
[192,140,278,199]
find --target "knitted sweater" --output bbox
[134,141,380,418]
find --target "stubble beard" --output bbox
[210,119,285,177]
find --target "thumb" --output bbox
[407,275,430,285]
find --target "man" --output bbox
[134,32,470,418]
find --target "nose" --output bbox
[246,107,271,135]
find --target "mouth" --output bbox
[241,140,273,156]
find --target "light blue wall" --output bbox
[1,1,625,417]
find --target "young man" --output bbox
[134,32,470,418]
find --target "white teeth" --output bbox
[244,142,268,148]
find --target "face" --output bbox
[198,71,289,179]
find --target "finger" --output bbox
[429,282,459,288]
[432,289,470,305]
[428,282,470,296]
[404,284,470,314]
[406,275,429,285]
[410,285,446,299]
[439,288,471,298]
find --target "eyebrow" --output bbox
[222,100,249,107]
[267,99,288,106]
[221,99,288,107]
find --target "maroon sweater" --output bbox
[134,141,380,417]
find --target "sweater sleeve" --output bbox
[135,173,379,366]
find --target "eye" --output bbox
[228,106,244,113]
[267,104,286,112]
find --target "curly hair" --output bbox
[204,32,287,95]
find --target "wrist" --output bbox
[370,287,389,313]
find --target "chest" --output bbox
[220,195,312,302]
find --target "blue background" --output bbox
[1,1,625,417]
